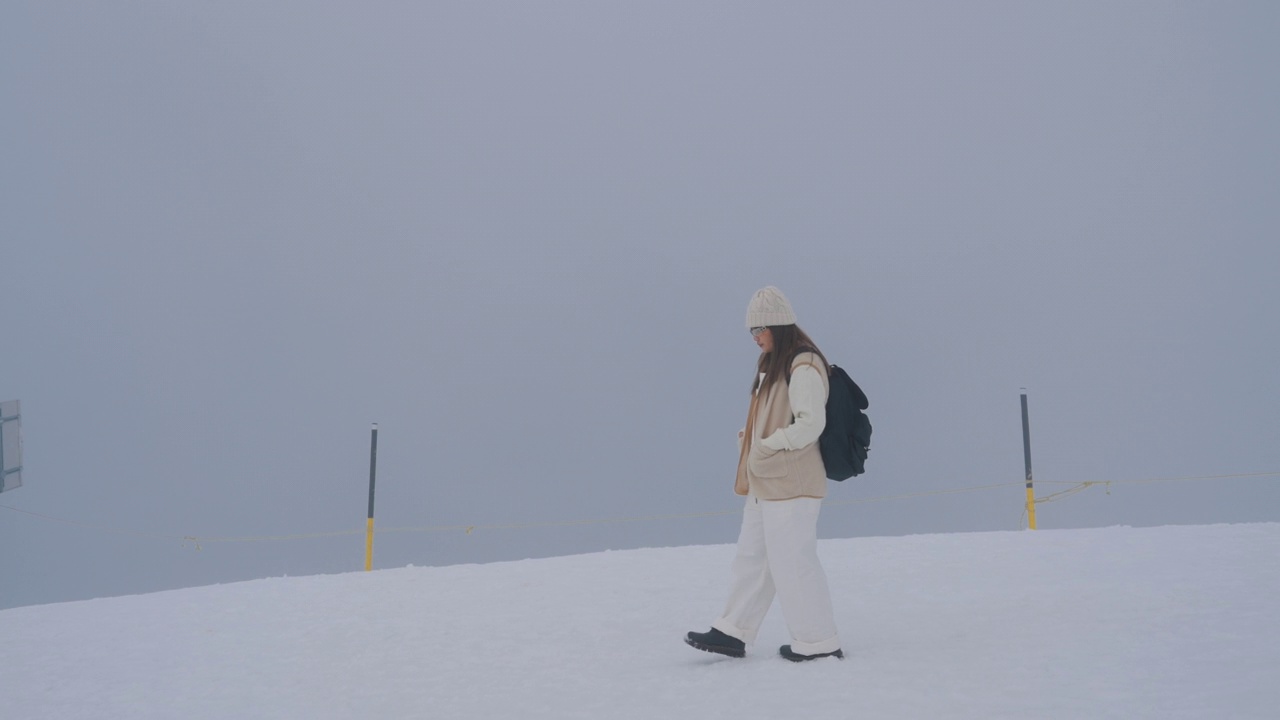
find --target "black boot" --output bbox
[685,628,746,658]
[779,645,844,662]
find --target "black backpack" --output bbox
[820,364,872,480]
[790,353,873,481]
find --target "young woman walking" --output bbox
[685,286,844,662]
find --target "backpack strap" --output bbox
[734,388,762,496]
[785,346,828,384]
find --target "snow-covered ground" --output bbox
[2,523,1276,719]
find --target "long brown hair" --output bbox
[754,325,827,395]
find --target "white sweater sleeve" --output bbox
[759,364,827,451]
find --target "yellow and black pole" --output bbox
[1020,390,1037,530]
[365,423,379,571]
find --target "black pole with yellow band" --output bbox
[365,423,379,571]
[1020,391,1037,530]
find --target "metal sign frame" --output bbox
[1,399,23,493]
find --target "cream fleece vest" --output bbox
[735,352,829,500]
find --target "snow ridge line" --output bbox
[2,471,1277,548]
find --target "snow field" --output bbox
[2,523,1277,719]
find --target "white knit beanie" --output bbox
[746,286,797,328]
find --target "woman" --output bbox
[685,286,844,662]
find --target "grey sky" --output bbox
[3,1,1278,609]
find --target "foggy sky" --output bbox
[3,1,1278,610]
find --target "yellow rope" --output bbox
[1026,471,1280,508]
[177,530,365,551]
[1038,471,1280,487]
[0,502,183,542]
[1033,481,1109,505]
[825,481,1024,508]
[2,470,1276,547]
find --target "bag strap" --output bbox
[785,346,827,383]
[734,389,761,495]
[787,351,829,398]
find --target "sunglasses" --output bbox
[750,327,768,337]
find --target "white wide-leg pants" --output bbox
[712,495,841,656]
